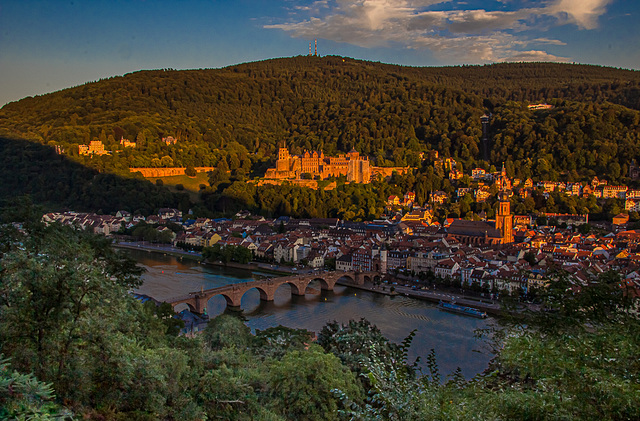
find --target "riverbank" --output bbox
[114,242,294,276]
[202,260,291,277]
[116,241,502,316]
[339,280,502,316]
[114,242,203,262]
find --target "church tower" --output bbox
[495,191,513,244]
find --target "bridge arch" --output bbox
[278,280,309,296]
[308,276,337,290]
[219,292,242,308]
[177,302,197,314]
[238,286,275,304]
[335,273,356,284]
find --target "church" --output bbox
[264,145,371,183]
[445,191,514,245]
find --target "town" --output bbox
[43,157,640,302]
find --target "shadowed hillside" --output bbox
[0,137,190,215]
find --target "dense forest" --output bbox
[1,215,639,419]
[1,57,639,217]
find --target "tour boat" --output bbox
[438,300,487,318]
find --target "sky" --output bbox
[1,0,638,107]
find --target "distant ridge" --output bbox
[1,56,639,191]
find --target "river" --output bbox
[131,249,495,379]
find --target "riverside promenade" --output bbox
[115,241,502,316]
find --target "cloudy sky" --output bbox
[0,0,637,106]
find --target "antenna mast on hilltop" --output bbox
[309,41,312,56]
[314,39,318,56]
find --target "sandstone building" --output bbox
[265,145,371,183]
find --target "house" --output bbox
[306,250,325,268]
[403,192,416,205]
[431,191,448,205]
[336,254,352,271]
[603,186,628,199]
[116,210,132,220]
[434,258,460,279]
[387,250,410,271]
[401,210,432,223]
[613,213,630,226]
[387,195,401,206]
[158,208,182,221]
[472,168,486,180]
[255,242,274,259]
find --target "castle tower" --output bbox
[495,191,513,244]
[276,144,291,172]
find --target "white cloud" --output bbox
[265,0,613,63]
[499,50,570,62]
[551,0,613,29]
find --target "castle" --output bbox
[265,146,371,183]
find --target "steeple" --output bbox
[495,191,513,244]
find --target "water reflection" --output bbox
[131,249,494,378]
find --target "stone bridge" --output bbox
[165,271,379,315]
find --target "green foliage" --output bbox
[0,221,204,419]
[318,319,413,380]
[485,322,640,420]
[0,356,72,420]
[507,270,636,334]
[185,165,197,177]
[143,301,185,336]
[252,326,315,360]
[203,243,252,264]
[203,314,252,351]
[266,346,364,421]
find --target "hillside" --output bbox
[1,56,639,216]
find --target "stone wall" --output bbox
[371,166,413,178]
[130,167,215,177]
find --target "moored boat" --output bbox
[438,300,487,318]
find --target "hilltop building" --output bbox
[120,137,136,148]
[79,140,108,156]
[265,145,371,183]
[528,103,554,110]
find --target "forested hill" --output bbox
[1,56,640,185]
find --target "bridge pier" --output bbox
[194,294,207,315]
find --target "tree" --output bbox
[0,221,208,419]
[0,356,72,420]
[318,319,410,377]
[252,326,315,360]
[266,346,363,421]
[203,315,252,351]
[523,251,537,266]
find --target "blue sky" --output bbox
[1,0,638,107]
